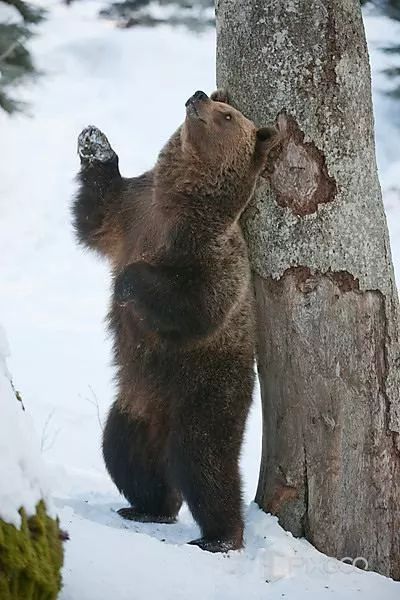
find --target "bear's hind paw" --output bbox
[78,125,116,164]
[117,507,177,524]
[188,536,243,553]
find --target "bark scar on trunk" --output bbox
[264,112,337,216]
[273,266,400,445]
[268,481,299,514]
[302,443,310,538]
[376,292,400,451]
[288,266,359,293]
[257,266,400,568]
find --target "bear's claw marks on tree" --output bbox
[77,125,116,163]
[117,507,177,524]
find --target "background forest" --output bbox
[3,1,399,112]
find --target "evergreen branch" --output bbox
[0,37,22,63]
[2,0,45,24]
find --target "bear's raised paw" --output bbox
[78,125,116,164]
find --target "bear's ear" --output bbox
[256,126,280,151]
[257,127,279,146]
[210,89,230,104]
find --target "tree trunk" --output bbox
[216,0,400,579]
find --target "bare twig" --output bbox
[40,409,61,453]
[85,385,104,432]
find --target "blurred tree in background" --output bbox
[362,0,400,98]
[0,0,44,113]
[100,0,214,31]
[98,0,400,92]
[361,0,400,19]
[1,0,399,112]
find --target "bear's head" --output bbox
[181,90,279,180]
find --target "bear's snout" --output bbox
[185,90,208,107]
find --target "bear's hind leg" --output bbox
[170,370,253,552]
[103,401,182,523]
[172,428,245,552]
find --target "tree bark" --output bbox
[216,0,400,579]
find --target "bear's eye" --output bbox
[225,114,232,121]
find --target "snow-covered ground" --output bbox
[0,326,52,526]
[0,1,399,598]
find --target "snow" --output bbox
[60,501,400,600]
[0,4,21,23]
[0,325,51,526]
[0,0,399,598]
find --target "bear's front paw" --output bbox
[77,125,116,164]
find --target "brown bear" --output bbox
[73,90,279,553]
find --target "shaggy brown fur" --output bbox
[73,90,279,552]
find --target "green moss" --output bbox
[0,500,63,600]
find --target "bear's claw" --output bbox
[78,125,115,163]
[117,507,177,524]
[188,536,242,553]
